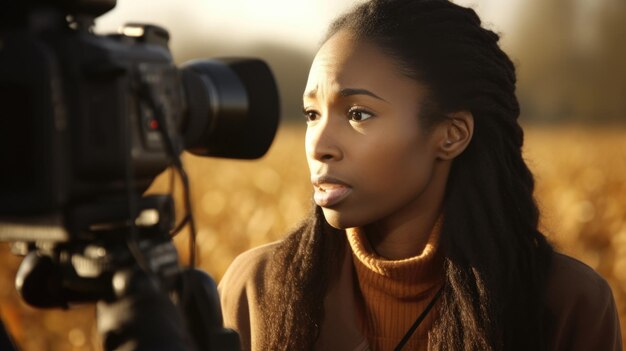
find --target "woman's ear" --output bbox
[436,110,474,160]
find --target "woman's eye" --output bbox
[303,109,319,122]
[348,108,374,122]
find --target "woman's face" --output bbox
[304,30,445,229]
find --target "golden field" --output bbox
[0,124,625,350]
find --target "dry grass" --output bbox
[1,124,625,350]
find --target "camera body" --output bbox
[1,19,180,214]
[0,1,280,241]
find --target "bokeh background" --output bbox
[1,0,625,349]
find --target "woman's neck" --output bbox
[361,162,448,260]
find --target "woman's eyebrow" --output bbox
[303,87,318,99]
[339,88,389,102]
[303,87,389,103]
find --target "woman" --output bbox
[218,0,622,350]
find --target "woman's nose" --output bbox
[305,116,343,163]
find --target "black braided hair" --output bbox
[260,206,345,350]
[261,1,554,350]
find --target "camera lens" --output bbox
[180,58,280,160]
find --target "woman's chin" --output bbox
[321,207,364,229]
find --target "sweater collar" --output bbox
[346,214,444,296]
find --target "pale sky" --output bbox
[96,0,522,54]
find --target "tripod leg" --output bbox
[97,269,197,351]
[176,268,241,351]
[0,314,17,351]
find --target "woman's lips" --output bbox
[312,176,352,207]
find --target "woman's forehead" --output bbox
[308,31,390,83]
[304,31,423,103]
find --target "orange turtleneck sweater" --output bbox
[346,215,444,351]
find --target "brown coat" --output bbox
[218,241,622,351]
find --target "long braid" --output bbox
[260,206,345,350]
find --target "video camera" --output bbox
[0,0,280,349]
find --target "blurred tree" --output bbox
[594,0,626,122]
[511,0,626,123]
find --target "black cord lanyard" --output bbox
[393,286,444,351]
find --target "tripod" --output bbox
[13,194,240,351]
